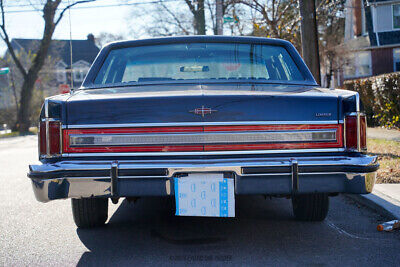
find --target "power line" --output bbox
[2,0,116,8]
[2,0,180,14]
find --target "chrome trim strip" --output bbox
[235,173,292,177]
[59,123,63,155]
[64,120,343,129]
[119,175,172,179]
[356,93,361,151]
[45,120,50,156]
[29,155,378,178]
[343,115,347,148]
[44,99,50,156]
[37,122,41,160]
[69,129,337,147]
[44,98,48,118]
[28,172,360,180]
[62,148,346,157]
[41,118,61,122]
[31,154,377,173]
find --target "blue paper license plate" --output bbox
[174,173,235,217]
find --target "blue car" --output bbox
[28,36,378,228]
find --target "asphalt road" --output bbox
[1,136,400,266]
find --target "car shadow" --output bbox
[76,195,294,266]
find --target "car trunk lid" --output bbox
[63,84,343,154]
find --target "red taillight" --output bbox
[39,120,61,158]
[39,121,47,155]
[63,124,343,153]
[49,121,61,155]
[345,115,357,149]
[345,114,367,151]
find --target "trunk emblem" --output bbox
[190,106,217,117]
[315,112,332,117]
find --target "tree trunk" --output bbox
[16,74,37,132]
[299,0,321,85]
[15,1,57,133]
[1,0,89,133]
[326,72,332,88]
[216,0,223,35]
[194,0,206,35]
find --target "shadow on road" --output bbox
[76,196,294,265]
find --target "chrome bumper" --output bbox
[28,155,378,202]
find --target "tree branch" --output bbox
[160,1,190,34]
[275,0,294,24]
[0,0,27,78]
[55,0,96,26]
[240,0,271,24]
[184,0,196,14]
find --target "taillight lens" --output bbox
[49,121,61,154]
[39,120,61,158]
[360,115,367,150]
[39,121,47,155]
[345,114,367,151]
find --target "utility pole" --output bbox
[216,0,223,35]
[299,0,321,85]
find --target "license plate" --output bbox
[174,173,235,217]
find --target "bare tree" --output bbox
[206,0,240,34]
[0,0,95,133]
[240,0,301,49]
[240,0,345,87]
[134,0,239,38]
[184,0,206,34]
[0,49,57,130]
[95,32,125,48]
[316,0,346,87]
[131,0,193,37]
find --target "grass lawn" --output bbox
[367,138,400,183]
[0,127,38,139]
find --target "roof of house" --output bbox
[10,35,100,67]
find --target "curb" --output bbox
[345,193,400,220]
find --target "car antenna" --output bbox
[68,0,74,93]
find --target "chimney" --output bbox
[353,0,362,37]
[87,33,95,43]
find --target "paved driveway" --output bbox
[367,127,400,141]
[1,136,400,266]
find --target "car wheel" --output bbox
[71,198,108,228]
[292,193,329,221]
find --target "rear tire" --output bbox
[292,193,329,221]
[71,198,108,228]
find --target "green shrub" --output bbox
[344,72,400,128]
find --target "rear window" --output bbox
[94,42,304,85]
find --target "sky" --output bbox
[0,0,155,54]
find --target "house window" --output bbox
[393,4,400,29]
[394,48,400,71]
[56,61,67,84]
[344,51,371,78]
[73,68,88,82]
[56,67,66,83]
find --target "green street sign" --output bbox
[223,16,238,24]
[0,67,9,75]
